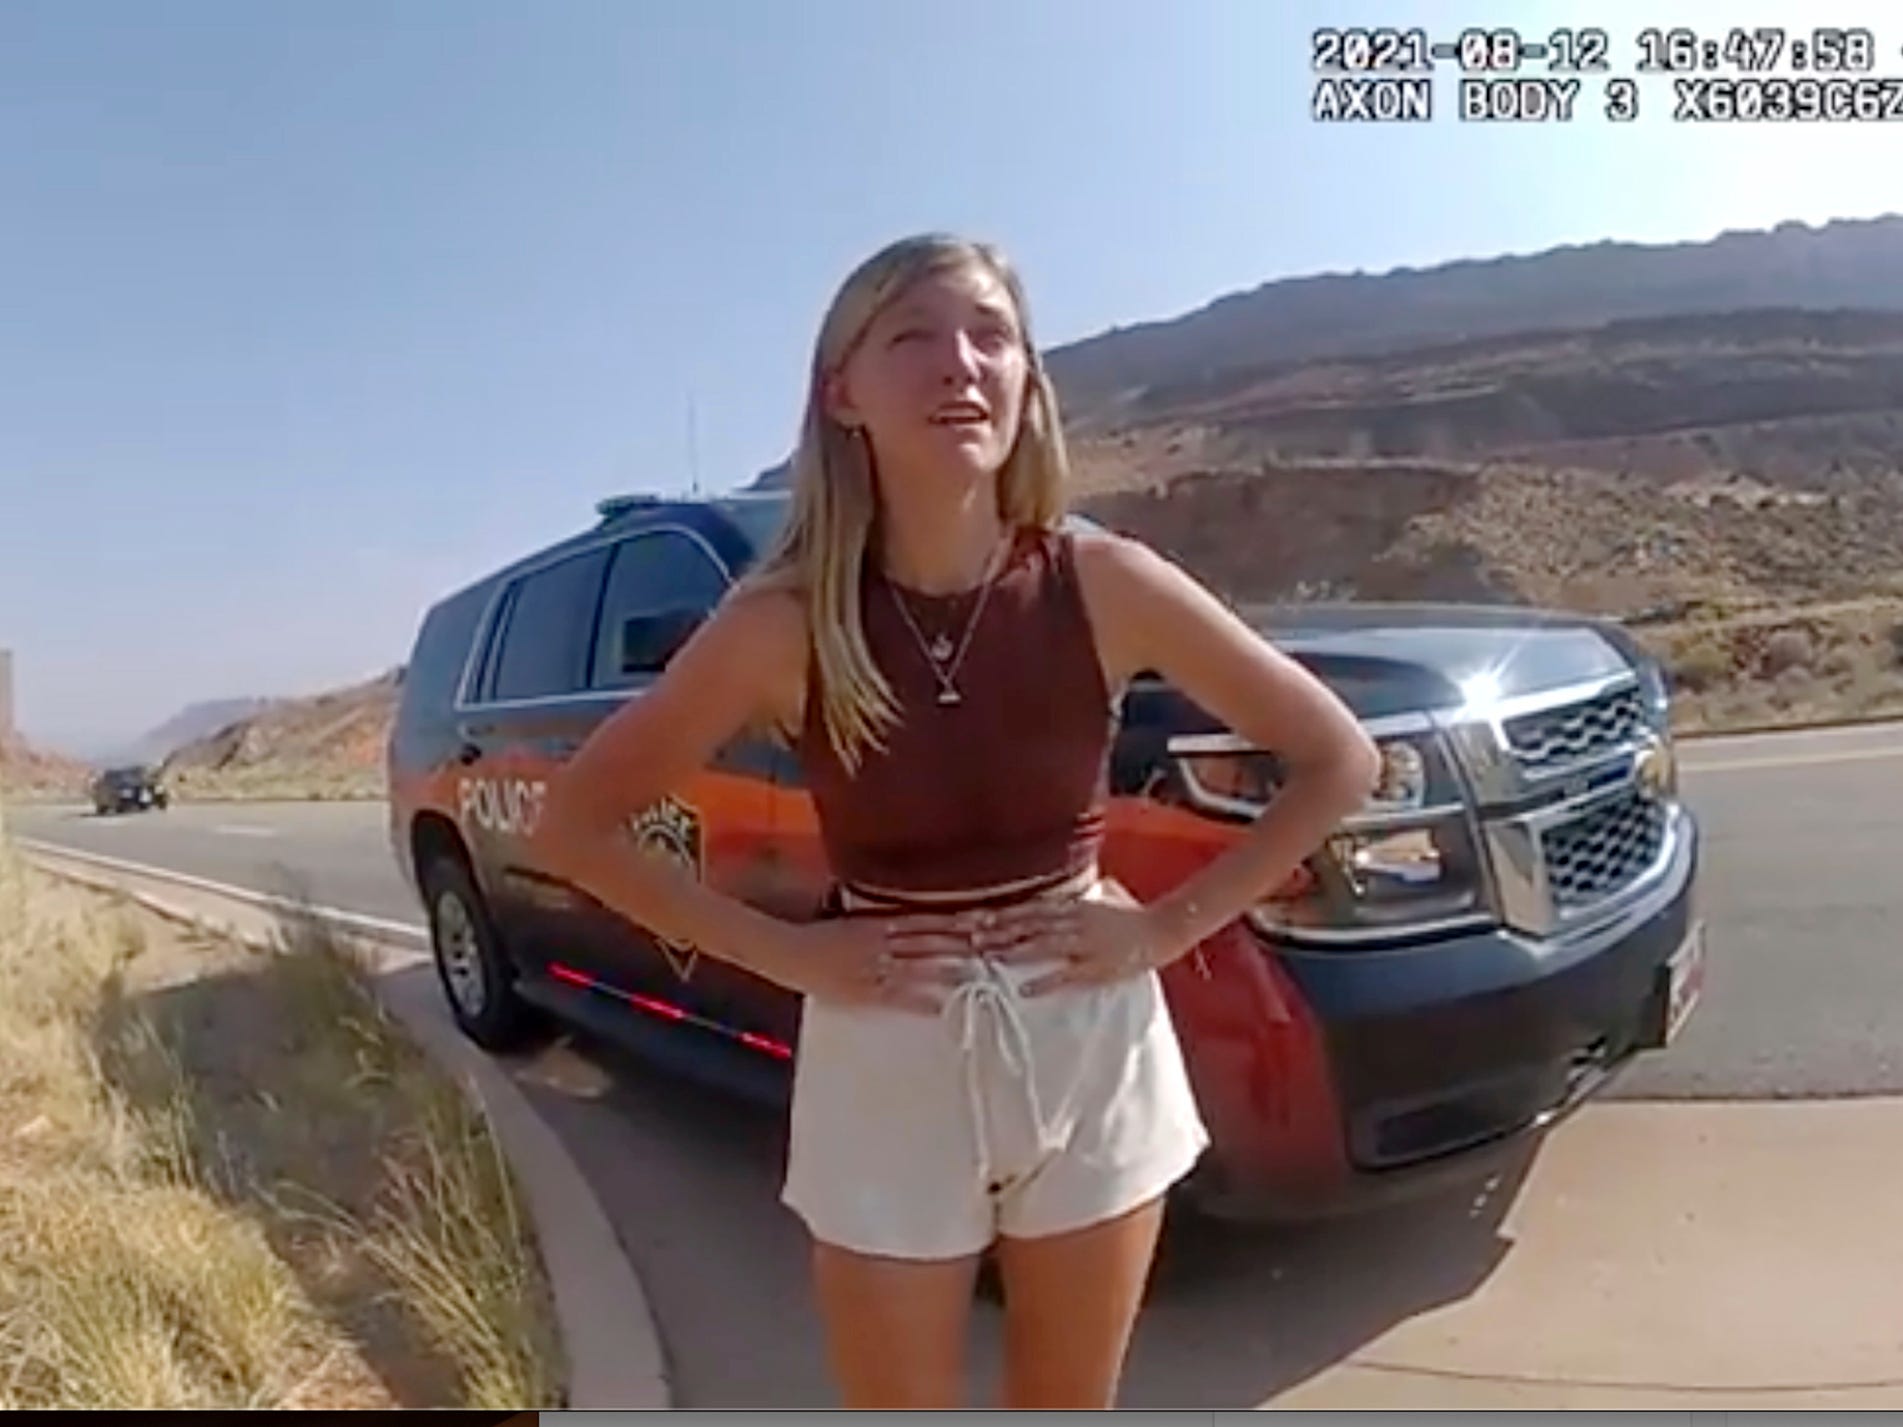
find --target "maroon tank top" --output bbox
[796,525,1116,901]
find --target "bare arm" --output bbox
[530,584,809,983]
[1076,532,1382,961]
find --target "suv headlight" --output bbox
[1171,721,1493,946]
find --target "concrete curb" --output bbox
[16,843,672,1411]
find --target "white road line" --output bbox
[1680,721,1902,756]
[1682,716,1903,745]
[12,837,428,946]
[210,824,278,838]
[1683,746,1903,775]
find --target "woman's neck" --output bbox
[876,488,1008,595]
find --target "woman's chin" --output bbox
[891,440,1007,488]
[926,419,1005,455]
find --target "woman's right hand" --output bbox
[766,913,979,1015]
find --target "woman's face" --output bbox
[827,261,1031,490]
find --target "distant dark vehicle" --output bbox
[91,765,170,815]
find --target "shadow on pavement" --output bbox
[502,1028,827,1408]
[1121,1147,1535,1407]
[507,1017,1539,1409]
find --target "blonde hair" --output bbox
[743,233,1073,773]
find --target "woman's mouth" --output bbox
[929,402,990,428]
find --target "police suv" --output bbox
[387,489,1705,1220]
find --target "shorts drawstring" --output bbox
[785,870,1211,1258]
[836,868,1124,1199]
[942,957,1065,1194]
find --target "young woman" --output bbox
[535,232,1381,1408]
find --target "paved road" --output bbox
[8,799,415,922]
[1654,722,1903,1099]
[10,718,1903,1100]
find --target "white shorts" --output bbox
[780,875,1211,1261]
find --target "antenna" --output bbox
[688,392,701,497]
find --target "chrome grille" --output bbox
[1543,789,1668,911]
[1503,683,1648,775]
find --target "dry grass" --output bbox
[0,830,562,1409]
[330,1084,554,1409]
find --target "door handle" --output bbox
[456,741,483,766]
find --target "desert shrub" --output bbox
[1761,628,1815,677]
[1670,636,1734,693]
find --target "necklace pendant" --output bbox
[936,686,962,707]
[928,633,955,663]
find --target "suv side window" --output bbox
[486,549,611,702]
[591,530,730,689]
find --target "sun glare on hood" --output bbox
[1458,667,1509,719]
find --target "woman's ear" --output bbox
[821,368,861,431]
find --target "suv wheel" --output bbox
[419,853,542,1052]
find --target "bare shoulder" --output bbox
[1068,526,1231,685]
[710,573,809,654]
[1069,525,1181,602]
[695,576,810,724]
[1069,526,1371,760]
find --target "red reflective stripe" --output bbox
[740,1031,794,1060]
[548,961,791,1057]
[629,993,687,1022]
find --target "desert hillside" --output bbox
[1062,308,1903,601]
[0,732,91,803]
[122,695,275,766]
[158,669,401,801]
[1042,214,1903,417]
[1058,304,1903,731]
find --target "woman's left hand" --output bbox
[949,890,1182,997]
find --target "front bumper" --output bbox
[1186,806,1700,1221]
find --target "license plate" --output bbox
[1663,922,1706,1043]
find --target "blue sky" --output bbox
[4,0,1900,756]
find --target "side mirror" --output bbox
[618,607,705,675]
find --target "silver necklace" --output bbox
[885,535,1010,708]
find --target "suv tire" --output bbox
[419,852,543,1052]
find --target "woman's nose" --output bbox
[939,330,983,382]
